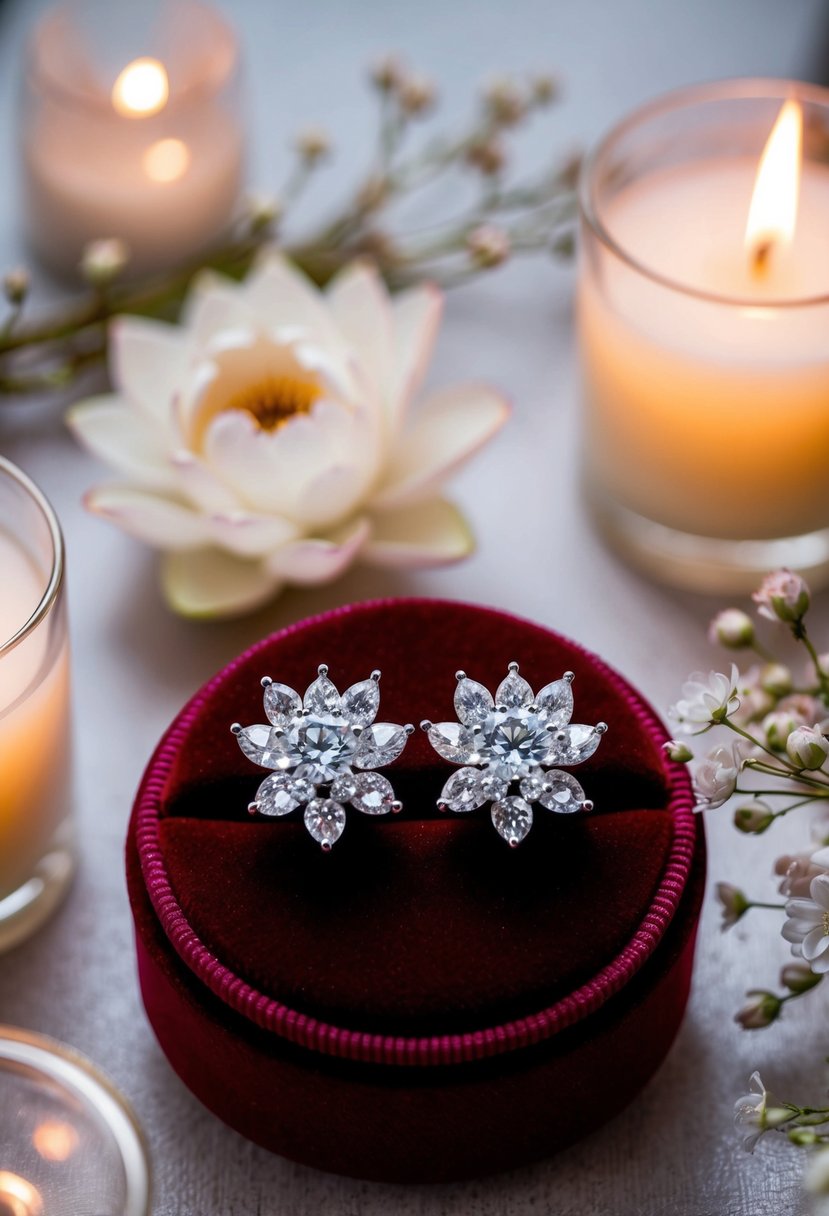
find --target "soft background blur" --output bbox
[1,2,828,1214]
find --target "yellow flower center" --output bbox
[224,375,322,432]
[822,911,829,936]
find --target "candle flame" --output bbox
[745,99,802,274]
[111,58,169,118]
[0,1171,44,1216]
[143,138,191,183]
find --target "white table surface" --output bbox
[1,1,828,1212]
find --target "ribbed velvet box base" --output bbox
[127,598,705,1183]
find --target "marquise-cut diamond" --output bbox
[548,723,602,766]
[237,724,298,770]
[351,771,396,815]
[539,770,585,814]
[495,671,533,709]
[491,795,533,846]
[304,798,346,847]
[264,681,302,726]
[304,673,341,716]
[355,722,408,769]
[255,772,301,816]
[454,678,494,725]
[535,679,574,729]
[427,722,477,764]
[440,767,487,812]
[342,679,380,727]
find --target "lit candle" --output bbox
[0,461,73,951]
[21,2,244,276]
[578,82,829,591]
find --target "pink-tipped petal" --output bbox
[265,517,371,585]
[85,486,210,550]
[362,498,474,569]
[372,382,510,508]
[389,283,443,429]
[67,396,176,491]
[207,511,298,557]
[162,548,282,619]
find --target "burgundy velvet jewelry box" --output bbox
[127,598,705,1183]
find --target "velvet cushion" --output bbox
[128,598,704,1180]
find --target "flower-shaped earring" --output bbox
[422,662,607,846]
[232,665,414,849]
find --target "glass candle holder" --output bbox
[0,458,73,953]
[21,0,245,278]
[0,1025,150,1216]
[578,80,829,593]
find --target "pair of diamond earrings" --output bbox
[231,663,607,850]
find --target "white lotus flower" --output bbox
[68,252,509,617]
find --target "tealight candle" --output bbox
[578,80,829,592]
[21,0,244,277]
[0,459,73,952]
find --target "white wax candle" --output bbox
[579,157,829,540]
[24,97,243,277]
[0,529,71,899]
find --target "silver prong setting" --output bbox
[317,663,329,676]
[508,661,519,673]
[371,669,381,682]
[596,722,608,734]
[455,670,467,682]
[230,723,242,736]
[392,800,403,814]
[582,800,594,812]
[404,723,415,736]
[420,719,433,732]
[248,802,258,815]
[260,675,273,688]
[563,671,575,683]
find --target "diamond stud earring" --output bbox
[232,665,414,850]
[421,661,607,847]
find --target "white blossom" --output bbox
[671,664,740,730]
[708,608,755,649]
[787,725,829,771]
[782,875,829,973]
[734,1072,772,1150]
[753,569,810,623]
[693,742,745,811]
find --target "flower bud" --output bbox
[483,78,527,126]
[787,725,829,771]
[398,73,437,116]
[789,1127,819,1146]
[530,74,558,105]
[763,709,803,750]
[80,238,129,286]
[244,191,283,232]
[295,127,331,164]
[734,990,781,1029]
[753,568,810,624]
[3,266,29,306]
[466,224,510,269]
[780,961,821,994]
[708,608,755,649]
[715,881,749,928]
[663,739,693,763]
[466,138,507,176]
[370,54,404,93]
[734,800,774,834]
[759,663,793,697]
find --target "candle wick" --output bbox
[751,237,774,276]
